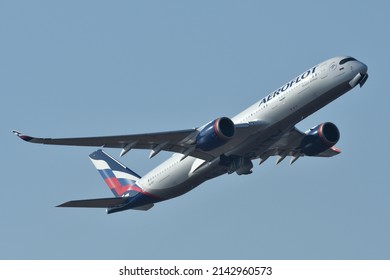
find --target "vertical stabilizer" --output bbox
[89,149,142,197]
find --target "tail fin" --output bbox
[89,149,143,197]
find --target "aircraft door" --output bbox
[319,62,328,80]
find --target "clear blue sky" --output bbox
[1,1,389,259]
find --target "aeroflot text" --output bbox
[259,66,318,106]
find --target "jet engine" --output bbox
[196,117,235,151]
[300,122,340,156]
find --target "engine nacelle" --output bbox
[196,117,235,151]
[300,122,340,156]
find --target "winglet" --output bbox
[12,130,23,137]
[12,130,34,142]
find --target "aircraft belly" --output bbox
[144,177,204,200]
[143,156,226,200]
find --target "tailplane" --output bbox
[57,149,158,213]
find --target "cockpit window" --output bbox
[339,57,357,65]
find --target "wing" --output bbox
[13,121,267,161]
[257,127,341,165]
[13,128,216,161]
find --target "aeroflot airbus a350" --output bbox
[14,56,368,213]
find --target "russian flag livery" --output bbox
[89,150,142,197]
[84,149,160,213]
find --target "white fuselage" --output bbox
[137,57,367,200]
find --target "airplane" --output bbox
[13,56,368,214]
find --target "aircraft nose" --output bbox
[352,60,369,88]
[357,60,368,75]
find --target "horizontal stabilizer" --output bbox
[57,197,128,208]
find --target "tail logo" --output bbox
[89,150,143,197]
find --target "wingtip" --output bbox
[12,130,22,136]
[331,146,342,154]
[12,130,34,142]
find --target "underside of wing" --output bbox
[13,120,267,162]
[13,129,214,161]
[257,124,341,165]
[13,129,195,148]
